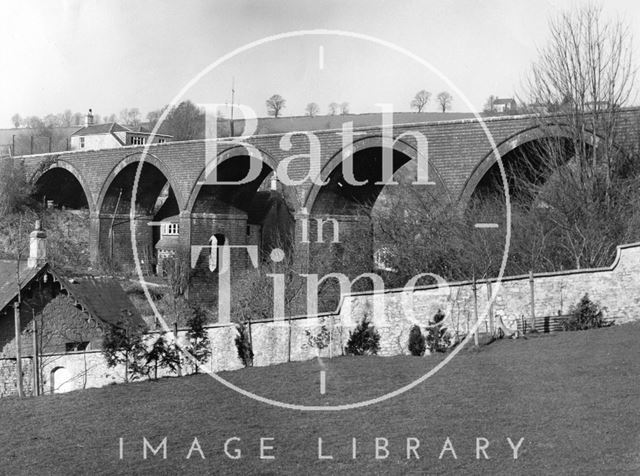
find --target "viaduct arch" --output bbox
[15,110,639,290]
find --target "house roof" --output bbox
[0,259,47,312]
[0,260,145,330]
[55,274,146,330]
[493,98,516,105]
[156,235,181,250]
[71,122,130,136]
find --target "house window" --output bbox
[158,138,166,144]
[65,342,89,352]
[162,223,179,235]
[79,137,85,148]
[130,136,146,145]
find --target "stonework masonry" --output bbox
[19,109,640,272]
[2,242,640,397]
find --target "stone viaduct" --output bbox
[17,109,640,279]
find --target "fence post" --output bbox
[529,270,536,333]
[472,275,479,346]
[486,281,494,336]
[248,318,253,366]
[287,316,292,362]
[174,322,182,377]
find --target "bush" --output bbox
[345,318,380,355]
[235,322,254,367]
[408,325,426,356]
[102,319,147,382]
[185,306,211,374]
[425,309,451,353]
[144,333,181,380]
[563,294,612,331]
[305,324,331,352]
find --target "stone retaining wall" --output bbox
[2,242,640,396]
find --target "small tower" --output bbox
[27,220,47,268]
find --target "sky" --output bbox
[0,0,639,128]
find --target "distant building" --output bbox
[69,109,172,150]
[489,98,518,114]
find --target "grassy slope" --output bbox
[1,323,639,475]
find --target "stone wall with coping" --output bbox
[3,242,640,396]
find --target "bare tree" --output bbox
[436,91,453,112]
[60,110,73,127]
[305,102,320,117]
[482,95,498,113]
[506,4,639,270]
[146,109,163,126]
[119,108,141,127]
[410,90,431,112]
[328,102,340,115]
[266,94,286,118]
[527,3,635,194]
[163,101,204,140]
[340,102,350,115]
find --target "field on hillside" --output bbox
[1,323,639,475]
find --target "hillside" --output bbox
[0,323,638,474]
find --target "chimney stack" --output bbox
[27,220,47,268]
[85,108,94,127]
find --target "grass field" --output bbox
[1,323,639,475]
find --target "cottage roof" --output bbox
[493,98,516,105]
[155,236,180,250]
[0,261,145,330]
[0,259,47,312]
[56,274,146,329]
[71,122,130,137]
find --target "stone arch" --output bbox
[304,134,449,215]
[458,125,601,205]
[185,145,298,213]
[96,152,186,214]
[96,152,182,271]
[185,144,297,278]
[33,160,94,212]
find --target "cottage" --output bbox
[0,221,145,396]
[69,109,172,150]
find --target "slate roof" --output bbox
[71,122,129,136]
[0,259,47,312]
[55,274,146,330]
[0,260,145,330]
[493,98,516,105]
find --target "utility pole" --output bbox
[230,77,235,137]
[14,302,23,397]
[32,317,39,396]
